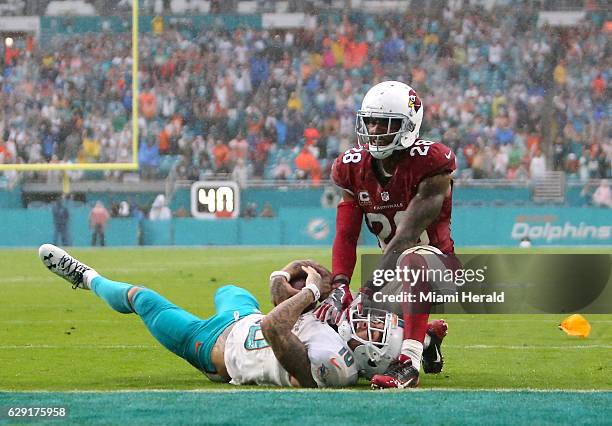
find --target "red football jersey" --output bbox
[331,140,456,254]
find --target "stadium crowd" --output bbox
[0,1,609,183]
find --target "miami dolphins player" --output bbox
[38,244,358,388]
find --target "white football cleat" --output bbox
[39,244,94,290]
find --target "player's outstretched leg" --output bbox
[39,244,209,369]
[39,243,133,313]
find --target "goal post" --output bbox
[0,0,140,172]
[131,0,139,168]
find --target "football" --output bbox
[286,262,332,302]
[289,275,307,290]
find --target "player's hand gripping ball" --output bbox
[282,260,332,299]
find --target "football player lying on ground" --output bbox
[270,261,438,384]
[38,244,358,388]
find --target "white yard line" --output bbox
[0,345,157,349]
[2,344,611,350]
[0,388,610,394]
[440,318,612,323]
[446,344,612,349]
[0,320,121,324]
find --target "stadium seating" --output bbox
[0,2,608,187]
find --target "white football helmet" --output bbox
[355,81,424,160]
[338,304,403,379]
[397,244,443,260]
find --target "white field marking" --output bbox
[0,320,121,324]
[4,319,612,324]
[0,277,34,283]
[446,344,612,349]
[0,245,330,251]
[0,345,157,349]
[59,255,280,273]
[6,320,611,324]
[2,344,611,350]
[439,318,612,323]
[0,388,610,394]
[121,253,288,266]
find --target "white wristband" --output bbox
[303,283,320,302]
[269,270,291,281]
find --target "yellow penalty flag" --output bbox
[559,314,591,338]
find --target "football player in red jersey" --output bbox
[315,81,456,389]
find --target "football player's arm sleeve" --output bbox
[261,291,318,388]
[332,191,363,284]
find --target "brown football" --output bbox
[289,275,307,291]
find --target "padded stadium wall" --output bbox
[0,186,598,210]
[0,206,609,247]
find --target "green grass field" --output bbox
[1,247,611,424]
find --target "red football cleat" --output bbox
[422,319,448,374]
[428,319,448,339]
[371,354,420,389]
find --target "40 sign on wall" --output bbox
[191,181,240,219]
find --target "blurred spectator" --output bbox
[530,149,547,178]
[229,133,249,161]
[89,201,111,246]
[173,155,198,180]
[132,204,146,246]
[52,195,71,246]
[241,202,257,218]
[519,236,532,248]
[81,129,101,163]
[149,194,172,220]
[295,146,321,184]
[260,202,275,218]
[304,125,322,158]
[131,203,145,223]
[273,158,293,180]
[592,180,612,208]
[232,158,248,189]
[213,139,232,173]
[118,201,131,217]
[0,140,12,163]
[139,136,161,180]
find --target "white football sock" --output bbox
[401,339,423,371]
[83,270,100,290]
[423,334,431,349]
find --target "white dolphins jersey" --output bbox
[224,312,358,387]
